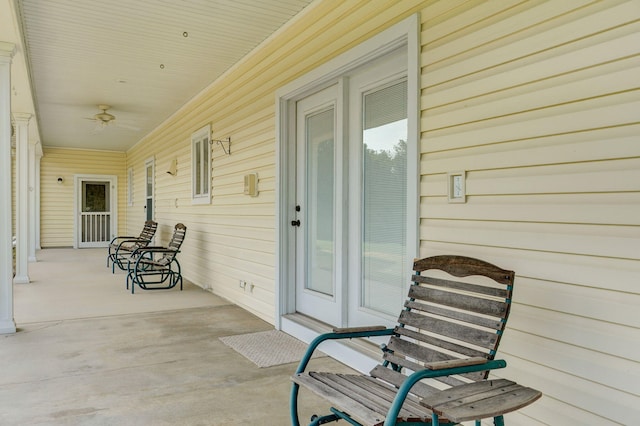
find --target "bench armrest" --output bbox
[132,246,178,255]
[294,327,395,375]
[382,359,508,426]
[332,325,388,334]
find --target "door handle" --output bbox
[291,220,300,227]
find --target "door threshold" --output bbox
[281,313,381,374]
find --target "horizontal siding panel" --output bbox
[422,0,588,66]
[503,330,638,397]
[422,2,640,85]
[422,193,640,225]
[495,356,629,426]
[422,29,640,109]
[422,97,640,153]
[421,219,640,260]
[509,305,638,362]
[420,128,639,173]
[469,160,640,195]
[424,66,640,131]
[420,0,535,48]
[420,241,639,294]
[423,158,640,196]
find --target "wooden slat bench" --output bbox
[290,255,537,426]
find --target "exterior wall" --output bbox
[123,0,639,424]
[418,1,639,425]
[40,147,126,247]
[125,0,427,322]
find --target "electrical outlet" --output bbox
[239,280,246,289]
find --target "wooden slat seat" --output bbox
[290,255,537,426]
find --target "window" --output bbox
[192,124,211,204]
[127,167,133,206]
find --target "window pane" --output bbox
[202,137,209,194]
[306,108,334,296]
[195,141,202,195]
[361,80,408,315]
[83,182,108,212]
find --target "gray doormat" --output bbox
[219,330,325,368]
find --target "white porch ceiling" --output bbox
[14,0,313,151]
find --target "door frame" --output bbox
[275,15,420,335]
[73,174,118,248]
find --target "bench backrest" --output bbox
[140,220,158,241]
[158,223,187,264]
[372,255,514,390]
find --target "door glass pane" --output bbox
[362,80,408,315]
[306,107,334,296]
[146,165,153,196]
[82,182,109,212]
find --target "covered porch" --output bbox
[2,248,352,425]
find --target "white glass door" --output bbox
[295,84,343,327]
[292,48,413,329]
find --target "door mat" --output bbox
[219,330,326,368]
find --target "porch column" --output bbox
[28,141,41,261]
[35,144,42,250]
[0,42,16,334]
[13,112,31,284]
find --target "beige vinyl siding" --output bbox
[125,0,424,322]
[419,1,639,425]
[40,147,126,247]
[122,0,639,424]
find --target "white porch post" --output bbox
[13,112,31,284]
[28,141,40,261]
[0,42,16,334]
[35,143,42,250]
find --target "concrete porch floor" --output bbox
[1,248,354,425]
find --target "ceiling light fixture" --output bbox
[160,64,165,69]
[182,31,188,38]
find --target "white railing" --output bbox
[81,212,111,245]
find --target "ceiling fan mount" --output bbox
[84,104,140,132]
[94,104,115,124]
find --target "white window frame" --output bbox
[127,166,134,206]
[191,124,212,204]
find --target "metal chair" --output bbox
[107,220,157,272]
[126,223,186,294]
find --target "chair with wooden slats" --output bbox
[126,223,186,294]
[291,255,536,426]
[107,220,158,272]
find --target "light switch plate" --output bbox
[447,171,466,203]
